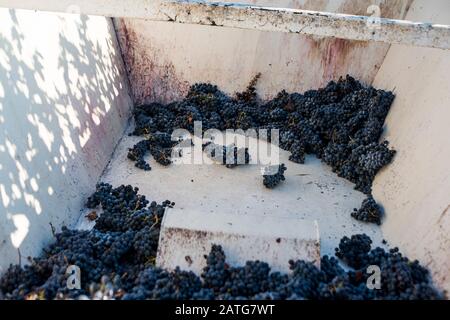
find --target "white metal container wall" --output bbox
[0,9,132,273]
[373,0,450,293]
[114,0,412,105]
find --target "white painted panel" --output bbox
[0,9,133,272]
[373,0,450,293]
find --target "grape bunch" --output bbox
[127,139,151,171]
[351,196,383,225]
[335,234,373,269]
[263,164,287,189]
[127,133,178,170]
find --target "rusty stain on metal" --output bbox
[305,37,371,86]
[114,18,190,105]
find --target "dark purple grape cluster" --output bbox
[127,139,151,171]
[263,164,287,189]
[351,196,383,225]
[226,261,272,297]
[335,234,373,269]
[201,244,229,293]
[320,255,346,282]
[317,274,374,300]
[132,226,160,263]
[151,267,203,300]
[121,268,165,300]
[286,260,326,299]
[123,267,204,300]
[87,183,149,232]
[127,133,178,170]
[331,141,396,194]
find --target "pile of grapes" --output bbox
[127,75,395,222]
[128,75,395,195]
[0,184,443,300]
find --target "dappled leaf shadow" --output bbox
[0,9,132,272]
